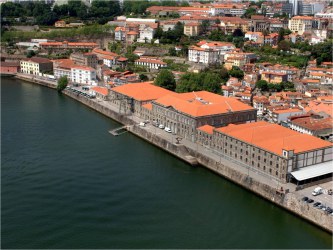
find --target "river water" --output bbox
[1,77,332,249]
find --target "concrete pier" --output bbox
[14,74,333,233]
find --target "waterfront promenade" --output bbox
[14,73,333,232]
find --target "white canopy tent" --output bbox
[290,161,333,181]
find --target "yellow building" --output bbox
[20,57,53,75]
[288,16,314,35]
[184,22,200,37]
[261,72,288,84]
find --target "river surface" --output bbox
[1,77,332,249]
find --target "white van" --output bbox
[312,187,323,196]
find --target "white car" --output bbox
[139,122,145,127]
[159,124,165,129]
[312,187,323,196]
[164,127,172,133]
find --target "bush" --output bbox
[57,76,68,93]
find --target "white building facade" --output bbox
[71,66,97,85]
[188,46,219,64]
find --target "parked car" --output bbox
[153,121,159,127]
[307,199,314,203]
[159,124,165,129]
[139,122,145,127]
[164,127,172,133]
[312,187,323,196]
[302,197,308,202]
[313,202,321,207]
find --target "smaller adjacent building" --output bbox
[115,26,126,41]
[288,16,314,35]
[71,65,97,85]
[268,107,305,124]
[289,114,333,139]
[0,62,20,74]
[70,52,98,68]
[188,46,219,65]
[135,57,167,69]
[90,86,108,100]
[253,96,270,116]
[261,72,288,84]
[184,22,201,37]
[20,57,53,75]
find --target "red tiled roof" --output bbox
[21,57,52,64]
[291,116,333,131]
[71,65,95,71]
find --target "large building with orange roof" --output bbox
[109,82,174,116]
[152,91,256,141]
[211,121,332,182]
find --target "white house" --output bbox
[188,46,219,65]
[71,65,97,85]
[115,26,126,41]
[138,25,155,43]
[135,57,167,69]
[198,41,236,58]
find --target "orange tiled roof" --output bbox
[273,108,303,114]
[91,86,108,96]
[135,58,166,64]
[92,48,119,57]
[215,121,332,156]
[21,57,52,64]
[292,16,314,20]
[52,58,76,69]
[142,103,152,110]
[197,125,214,134]
[154,91,255,117]
[111,82,174,101]
[291,116,333,131]
[304,100,333,116]
[71,65,95,71]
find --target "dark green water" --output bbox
[1,77,332,249]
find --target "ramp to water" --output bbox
[109,126,129,136]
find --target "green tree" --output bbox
[228,67,244,79]
[200,20,210,34]
[168,47,177,56]
[232,28,244,37]
[26,50,36,58]
[202,72,222,93]
[243,7,256,18]
[281,81,294,90]
[278,28,285,43]
[57,76,68,93]
[154,69,176,91]
[139,74,148,81]
[278,40,290,51]
[255,80,268,91]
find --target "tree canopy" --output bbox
[176,71,222,94]
[154,69,176,91]
[0,0,120,25]
[57,76,68,93]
